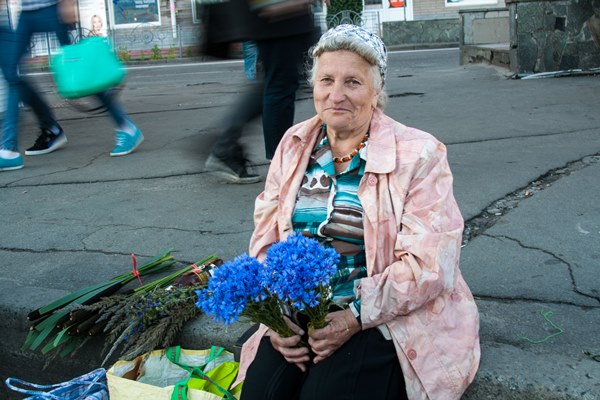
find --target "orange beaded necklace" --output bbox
[331,132,370,163]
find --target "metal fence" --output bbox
[315,10,382,36]
[25,24,203,61]
[23,11,383,62]
[110,24,203,59]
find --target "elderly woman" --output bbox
[236,25,480,400]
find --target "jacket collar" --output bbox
[364,109,398,174]
[291,109,399,175]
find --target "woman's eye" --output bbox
[347,79,360,87]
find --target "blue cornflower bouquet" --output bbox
[197,233,340,336]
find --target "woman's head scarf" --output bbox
[312,24,388,82]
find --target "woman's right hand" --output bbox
[267,317,311,372]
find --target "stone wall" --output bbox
[507,0,600,74]
[461,7,509,45]
[382,18,460,49]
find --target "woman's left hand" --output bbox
[308,309,361,364]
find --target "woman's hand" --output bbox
[267,317,311,372]
[308,309,361,364]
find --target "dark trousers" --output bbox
[211,81,263,161]
[257,33,312,160]
[241,329,408,400]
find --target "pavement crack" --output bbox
[447,126,600,146]
[474,294,599,309]
[388,92,425,98]
[0,246,148,258]
[118,226,212,235]
[463,153,600,246]
[0,171,207,188]
[488,234,600,305]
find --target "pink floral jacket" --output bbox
[236,109,480,399]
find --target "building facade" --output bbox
[2,0,506,61]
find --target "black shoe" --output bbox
[25,127,67,155]
[205,154,261,184]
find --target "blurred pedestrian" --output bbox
[0,0,143,172]
[252,2,316,160]
[204,36,262,184]
[204,0,317,183]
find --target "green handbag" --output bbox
[50,37,126,99]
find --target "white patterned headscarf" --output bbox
[312,24,388,82]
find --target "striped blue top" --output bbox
[292,125,367,316]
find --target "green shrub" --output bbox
[117,48,131,62]
[167,47,176,59]
[327,0,363,17]
[150,44,163,60]
[185,47,193,58]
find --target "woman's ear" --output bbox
[371,91,380,109]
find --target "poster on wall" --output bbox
[78,0,109,36]
[111,0,160,26]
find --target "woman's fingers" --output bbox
[269,330,311,366]
[308,309,361,363]
[283,315,305,336]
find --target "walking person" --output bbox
[0,0,143,171]
[204,0,316,183]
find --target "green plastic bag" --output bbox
[188,361,239,396]
[167,346,239,400]
[107,346,241,400]
[50,37,126,99]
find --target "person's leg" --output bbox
[211,81,263,160]
[240,337,305,400]
[242,41,258,81]
[20,5,72,155]
[257,33,309,160]
[92,89,144,156]
[204,81,262,184]
[95,90,128,127]
[20,5,71,128]
[1,13,35,153]
[299,329,407,400]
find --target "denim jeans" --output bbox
[0,4,129,151]
[242,41,258,81]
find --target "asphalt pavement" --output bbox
[1,49,599,399]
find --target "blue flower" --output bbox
[262,233,339,311]
[196,253,264,325]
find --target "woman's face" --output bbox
[313,50,380,136]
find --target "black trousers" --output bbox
[211,80,263,161]
[256,33,312,160]
[240,329,408,400]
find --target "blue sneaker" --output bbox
[0,153,24,171]
[110,126,144,157]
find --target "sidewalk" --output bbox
[1,52,599,399]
